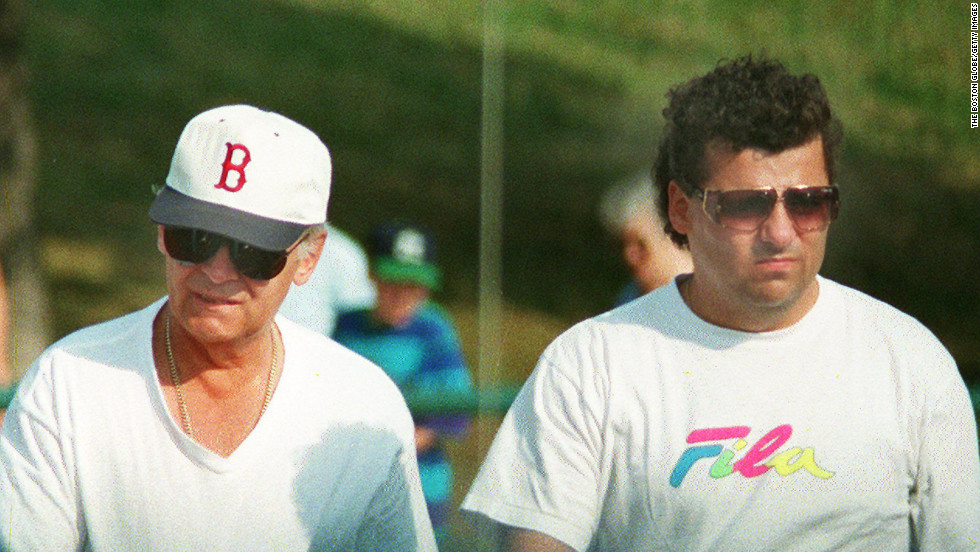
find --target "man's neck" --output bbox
[677,274,820,332]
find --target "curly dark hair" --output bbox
[653,55,842,247]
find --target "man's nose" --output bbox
[758,201,796,247]
[199,245,240,282]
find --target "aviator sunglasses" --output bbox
[162,226,302,280]
[691,186,840,233]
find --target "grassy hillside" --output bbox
[25,0,977,386]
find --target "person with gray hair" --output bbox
[278,223,376,337]
[0,105,436,551]
[598,170,692,305]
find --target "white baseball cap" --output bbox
[149,104,331,251]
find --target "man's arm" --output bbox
[506,527,576,552]
[911,372,980,550]
[1,359,83,550]
[461,330,608,552]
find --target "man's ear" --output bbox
[156,226,167,255]
[667,181,692,237]
[292,231,326,286]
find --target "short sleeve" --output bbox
[461,327,608,551]
[909,347,980,551]
[0,354,84,551]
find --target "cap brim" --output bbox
[149,187,306,251]
[372,257,441,290]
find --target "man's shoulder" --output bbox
[590,283,684,332]
[820,278,953,363]
[14,301,160,405]
[534,284,701,376]
[823,278,933,332]
[282,314,366,357]
[46,299,161,358]
[541,294,677,361]
[282,316,401,381]
[281,317,413,419]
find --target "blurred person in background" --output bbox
[462,55,979,551]
[598,170,692,306]
[278,222,376,336]
[0,105,435,551]
[333,220,474,549]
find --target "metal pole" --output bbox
[478,0,504,414]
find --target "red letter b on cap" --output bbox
[215,143,251,192]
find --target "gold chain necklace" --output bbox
[164,312,278,439]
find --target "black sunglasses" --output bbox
[691,186,840,233]
[162,226,301,280]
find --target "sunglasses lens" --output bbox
[709,189,776,231]
[230,243,289,280]
[163,227,289,280]
[163,227,220,264]
[702,187,838,232]
[784,187,839,231]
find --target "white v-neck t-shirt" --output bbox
[1,298,436,551]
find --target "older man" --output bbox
[0,105,436,551]
[598,171,692,305]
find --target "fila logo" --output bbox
[669,425,834,488]
[215,142,251,192]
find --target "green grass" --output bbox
[294,0,974,183]
[25,0,978,382]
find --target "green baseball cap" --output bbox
[368,221,441,290]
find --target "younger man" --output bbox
[461,56,979,551]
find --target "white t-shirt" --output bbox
[279,225,376,337]
[462,277,980,552]
[0,298,436,551]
